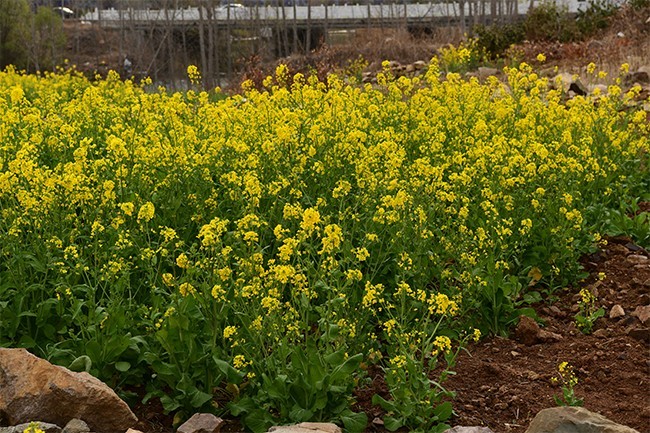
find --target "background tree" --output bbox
[0,0,31,69]
[27,6,67,71]
[1,1,66,71]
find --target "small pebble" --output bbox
[609,304,625,319]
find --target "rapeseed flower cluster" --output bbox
[0,59,646,429]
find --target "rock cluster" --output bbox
[361,59,428,82]
[0,348,642,433]
[358,60,650,116]
[0,348,136,433]
[550,65,650,111]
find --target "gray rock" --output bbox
[588,84,609,95]
[446,427,495,433]
[515,316,563,346]
[609,305,625,319]
[624,71,650,85]
[14,422,62,433]
[627,254,648,263]
[0,348,137,433]
[631,305,650,324]
[553,73,587,95]
[62,419,90,433]
[268,423,342,433]
[177,414,224,433]
[477,67,498,80]
[525,406,639,433]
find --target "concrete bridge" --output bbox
[80,0,588,31]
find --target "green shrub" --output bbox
[629,0,649,9]
[0,2,65,71]
[474,23,525,60]
[576,0,619,37]
[524,1,580,42]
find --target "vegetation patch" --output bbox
[0,56,647,432]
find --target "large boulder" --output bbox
[525,406,639,433]
[0,348,137,433]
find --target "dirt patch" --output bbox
[440,236,650,433]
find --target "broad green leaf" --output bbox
[228,396,257,416]
[213,357,244,384]
[341,411,367,433]
[384,416,403,432]
[324,349,345,366]
[68,355,92,372]
[330,353,362,382]
[244,409,274,433]
[114,361,131,372]
[289,406,313,422]
[189,388,213,408]
[160,394,181,412]
[371,394,395,411]
[433,401,453,421]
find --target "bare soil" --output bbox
[435,236,650,432]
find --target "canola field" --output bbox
[0,61,648,432]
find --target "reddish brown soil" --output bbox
[440,236,650,433]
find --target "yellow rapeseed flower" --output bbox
[137,202,155,222]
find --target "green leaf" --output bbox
[17,311,37,318]
[103,335,131,360]
[228,396,256,417]
[151,360,176,378]
[433,401,453,421]
[371,394,395,412]
[114,361,131,372]
[18,335,36,348]
[523,291,542,304]
[289,376,311,409]
[265,375,288,400]
[85,341,102,362]
[289,406,313,422]
[243,409,274,433]
[431,423,451,433]
[341,411,367,433]
[160,394,181,412]
[330,353,362,382]
[213,357,244,384]
[384,416,403,432]
[41,324,56,340]
[68,355,92,372]
[189,388,213,408]
[324,349,345,366]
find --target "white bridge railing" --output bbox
[80,0,589,26]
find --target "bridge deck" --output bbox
[80,0,585,29]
